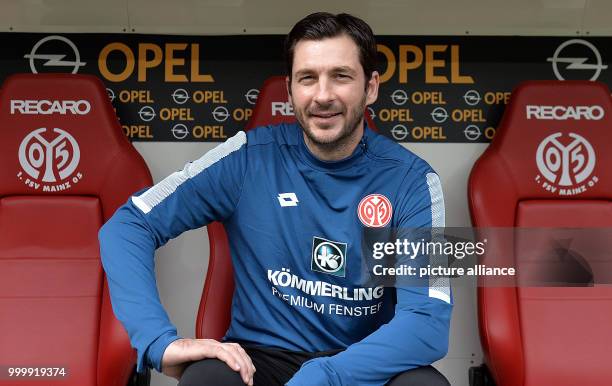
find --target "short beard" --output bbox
[297,94,366,151]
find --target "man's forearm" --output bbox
[287,298,452,386]
[99,203,181,372]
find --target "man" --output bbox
[99,12,452,386]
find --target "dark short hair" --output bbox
[284,12,377,80]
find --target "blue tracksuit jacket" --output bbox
[99,122,452,386]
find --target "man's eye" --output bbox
[335,74,351,79]
[299,75,313,82]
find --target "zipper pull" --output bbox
[360,136,367,152]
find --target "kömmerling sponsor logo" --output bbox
[311,237,347,277]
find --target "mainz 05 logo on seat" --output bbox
[17,128,83,192]
[535,132,598,196]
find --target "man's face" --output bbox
[287,34,379,147]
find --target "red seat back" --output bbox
[468,81,612,386]
[196,76,378,339]
[0,74,152,386]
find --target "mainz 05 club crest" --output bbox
[17,127,83,192]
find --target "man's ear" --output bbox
[365,71,380,106]
[286,76,293,107]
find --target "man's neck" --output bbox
[303,124,364,162]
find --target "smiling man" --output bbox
[288,31,378,161]
[99,12,452,386]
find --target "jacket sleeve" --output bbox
[98,131,248,373]
[287,169,452,386]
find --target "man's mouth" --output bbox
[310,112,342,119]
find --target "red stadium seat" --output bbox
[196,75,378,339]
[468,81,612,386]
[0,74,152,386]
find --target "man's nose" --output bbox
[313,78,335,105]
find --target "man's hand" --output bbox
[161,338,256,385]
